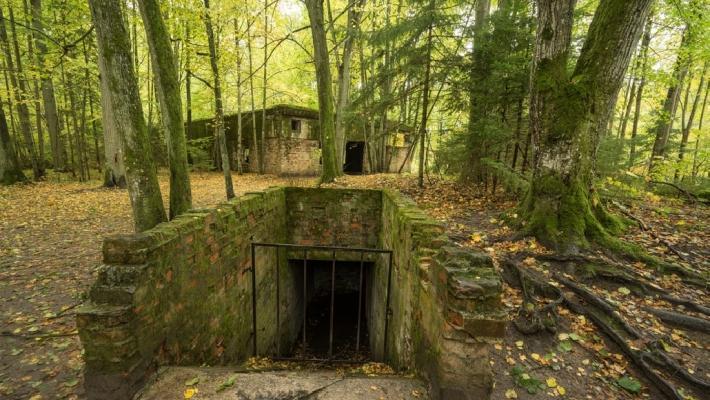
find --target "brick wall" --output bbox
[279,138,321,176]
[285,187,381,249]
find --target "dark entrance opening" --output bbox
[250,243,392,363]
[343,141,365,174]
[288,260,371,361]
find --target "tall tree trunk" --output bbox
[463,0,491,182]
[674,63,706,181]
[305,0,340,183]
[246,25,261,173]
[0,6,42,180]
[618,77,636,139]
[524,0,652,251]
[0,97,26,184]
[203,0,235,199]
[185,24,192,143]
[138,0,193,217]
[691,84,708,181]
[333,0,364,170]
[84,39,102,173]
[418,0,434,188]
[628,13,652,169]
[23,0,45,172]
[65,62,86,181]
[88,0,167,231]
[377,0,392,173]
[234,19,243,174]
[649,28,690,174]
[261,0,268,175]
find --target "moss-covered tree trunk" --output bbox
[88,0,167,232]
[523,0,652,252]
[306,0,341,183]
[203,0,235,199]
[0,101,26,185]
[138,0,193,218]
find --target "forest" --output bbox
[0,0,708,399]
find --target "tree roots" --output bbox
[502,255,709,399]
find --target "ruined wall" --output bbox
[76,188,299,400]
[77,187,504,400]
[378,190,506,399]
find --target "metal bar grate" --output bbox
[250,242,393,363]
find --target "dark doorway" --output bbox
[289,259,371,361]
[344,141,365,174]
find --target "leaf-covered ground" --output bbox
[1,172,707,399]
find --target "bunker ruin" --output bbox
[76,187,505,399]
[187,104,415,175]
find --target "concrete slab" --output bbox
[138,366,429,400]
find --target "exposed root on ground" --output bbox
[501,253,710,400]
[611,201,695,266]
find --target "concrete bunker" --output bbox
[77,187,505,399]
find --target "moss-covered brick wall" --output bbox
[76,187,504,400]
[76,187,295,400]
[285,187,382,249]
[379,190,506,399]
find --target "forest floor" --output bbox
[0,172,707,400]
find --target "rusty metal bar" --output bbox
[328,250,336,358]
[383,252,393,360]
[251,243,257,357]
[356,251,364,352]
[302,249,308,353]
[276,248,281,357]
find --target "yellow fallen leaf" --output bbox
[184,388,198,399]
[505,388,518,399]
[515,340,524,349]
[557,385,566,395]
[531,353,541,361]
[546,377,557,388]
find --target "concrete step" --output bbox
[139,366,429,400]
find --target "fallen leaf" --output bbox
[184,377,199,386]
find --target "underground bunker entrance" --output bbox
[287,259,373,362]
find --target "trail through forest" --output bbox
[1,172,707,399]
